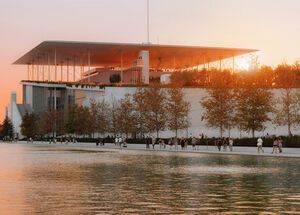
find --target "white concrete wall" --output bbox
[7,98,23,138]
[11,102,22,138]
[25,85,33,106]
[81,87,298,138]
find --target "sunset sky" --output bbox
[1,0,300,120]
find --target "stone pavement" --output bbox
[10,141,300,158]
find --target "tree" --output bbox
[235,86,273,138]
[167,86,191,137]
[274,89,300,136]
[20,112,38,139]
[144,84,167,138]
[38,110,54,137]
[1,116,14,139]
[117,94,136,138]
[132,87,149,137]
[65,105,92,137]
[65,106,76,136]
[108,98,120,137]
[90,99,110,137]
[200,71,236,137]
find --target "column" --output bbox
[27,64,30,80]
[48,53,50,81]
[61,63,63,82]
[120,53,123,83]
[67,59,69,82]
[54,49,57,82]
[73,58,76,82]
[88,51,91,83]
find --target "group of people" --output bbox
[257,137,283,154]
[114,136,127,148]
[144,136,207,150]
[215,138,234,152]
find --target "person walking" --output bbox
[180,138,185,150]
[217,138,222,151]
[229,138,233,151]
[146,137,150,149]
[192,137,197,150]
[271,137,279,154]
[257,137,264,153]
[278,137,283,153]
[152,137,156,149]
[223,138,228,151]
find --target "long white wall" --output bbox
[81,87,299,138]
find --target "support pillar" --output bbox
[53,87,57,138]
[60,63,63,82]
[27,64,30,80]
[73,58,76,82]
[32,63,35,80]
[81,65,84,82]
[37,60,39,81]
[42,63,45,82]
[67,59,69,82]
[88,51,91,83]
[54,49,57,82]
[120,53,123,83]
[48,53,50,81]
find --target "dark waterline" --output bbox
[0,144,300,214]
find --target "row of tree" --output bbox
[20,85,191,139]
[201,72,300,138]
[171,61,300,88]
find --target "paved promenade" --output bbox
[8,141,300,158]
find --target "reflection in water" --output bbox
[0,144,300,214]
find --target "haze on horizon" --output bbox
[1,0,300,120]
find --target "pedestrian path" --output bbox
[12,141,300,158]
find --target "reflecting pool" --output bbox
[0,144,300,214]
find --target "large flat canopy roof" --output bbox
[14,41,257,69]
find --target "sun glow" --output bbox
[235,57,250,71]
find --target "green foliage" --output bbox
[65,105,92,136]
[273,89,300,136]
[38,110,57,137]
[116,94,136,138]
[143,84,168,138]
[132,87,149,137]
[0,116,14,138]
[201,72,236,137]
[20,112,38,138]
[166,86,190,137]
[90,99,111,136]
[235,86,273,138]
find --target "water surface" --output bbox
[0,144,300,214]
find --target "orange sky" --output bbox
[1,0,300,121]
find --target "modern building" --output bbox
[9,41,256,138]
[6,92,33,138]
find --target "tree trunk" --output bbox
[252,129,255,138]
[288,122,292,137]
[220,124,223,138]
